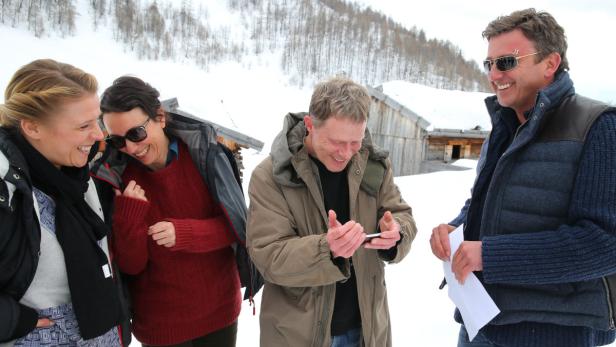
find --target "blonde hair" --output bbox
[308,76,370,127]
[0,59,98,128]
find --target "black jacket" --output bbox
[0,127,131,344]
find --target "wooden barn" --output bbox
[425,128,486,162]
[162,98,264,181]
[367,86,429,176]
[367,83,490,176]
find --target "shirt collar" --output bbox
[166,136,179,166]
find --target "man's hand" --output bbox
[452,241,483,284]
[115,180,148,202]
[430,223,455,261]
[326,210,365,258]
[148,221,176,248]
[364,211,401,250]
[36,318,53,328]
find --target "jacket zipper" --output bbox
[511,115,530,142]
[602,277,616,329]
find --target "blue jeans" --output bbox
[457,325,501,347]
[331,328,361,347]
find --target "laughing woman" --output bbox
[0,59,129,346]
[91,76,259,347]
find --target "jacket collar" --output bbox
[0,128,29,180]
[270,112,387,188]
[485,71,575,127]
[0,128,30,211]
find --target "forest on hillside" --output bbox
[0,0,490,91]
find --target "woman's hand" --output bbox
[36,318,53,328]
[115,180,147,202]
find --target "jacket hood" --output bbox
[270,112,388,187]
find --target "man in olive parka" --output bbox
[247,77,417,347]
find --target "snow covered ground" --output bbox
[2,1,615,345]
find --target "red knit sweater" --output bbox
[111,142,241,345]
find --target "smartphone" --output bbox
[365,233,382,239]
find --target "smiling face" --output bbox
[486,29,559,120]
[102,107,169,170]
[304,114,366,172]
[23,93,104,168]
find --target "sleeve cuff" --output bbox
[113,195,149,222]
[449,215,465,227]
[318,236,350,277]
[13,304,38,340]
[378,233,403,261]
[171,219,193,250]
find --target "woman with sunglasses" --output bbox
[91,76,256,347]
[0,59,130,346]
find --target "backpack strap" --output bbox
[360,158,386,197]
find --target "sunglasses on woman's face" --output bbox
[105,118,150,149]
[483,52,539,73]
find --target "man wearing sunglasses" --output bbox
[430,8,616,347]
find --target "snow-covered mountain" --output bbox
[4,1,614,346]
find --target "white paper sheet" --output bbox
[442,225,500,341]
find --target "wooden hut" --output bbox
[162,98,264,181]
[367,85,489,176]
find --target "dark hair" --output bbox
[482,8,568,74]
[0,59,97,128]
[100,76,162,119]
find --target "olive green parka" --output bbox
[247,113,417,347]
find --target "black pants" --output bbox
[142,321,238,347]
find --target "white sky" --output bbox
[353,0,616,103]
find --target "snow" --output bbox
[1,1,614,346]
[381,81,492,131]
[451,159,480,169]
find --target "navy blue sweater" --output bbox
[482,113,616,347]
[456,113,616,347]
[450,71,616,346]
[480,112,616,346]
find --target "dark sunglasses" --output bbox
[483,52,539,73]
[105,118,150,149]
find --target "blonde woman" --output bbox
[0,59,129,346]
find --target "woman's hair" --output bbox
[100,76,162,120]
[0,59,98,128]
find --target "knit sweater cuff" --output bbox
[13,304,38,340]
[113,196,149,223]
[482,234,541,284]
[482,222,616,285]
[172,219,194,250]
[482,233,570,284]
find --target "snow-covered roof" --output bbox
[378,80,493,131]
